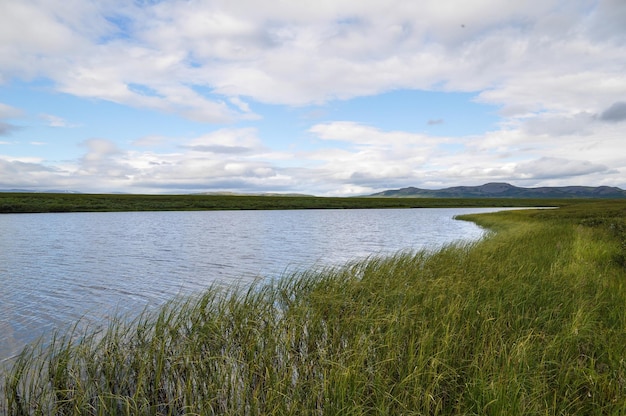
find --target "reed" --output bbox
[2,201,625,414]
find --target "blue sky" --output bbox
[1,0,625,195]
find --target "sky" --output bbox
[0,0,625,196]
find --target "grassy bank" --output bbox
[0,192,580,213]
[2,201,625,414]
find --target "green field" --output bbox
[2,200,625,415]
[0,192,585,213]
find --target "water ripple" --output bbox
[0,208,508,362]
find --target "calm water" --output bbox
[0,208,506,362]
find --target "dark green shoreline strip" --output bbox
[0,192,595,213]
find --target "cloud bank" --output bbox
[0,0,624,194]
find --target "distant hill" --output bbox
[370,182,626,198]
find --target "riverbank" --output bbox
[2,200,625,414]
[0,192,579,213]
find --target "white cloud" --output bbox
[587,0,626,43]
[521,112,596,137]
[0,2,77,54]
[0,103,24,119]
[0,129,289,193]
[184,128,264,153]
[53,43,242,123]
[0,122,18,136]
[304,122,459,191]
[0,156,64,189]
[1,1,625,193]
[0,116,624,194]
[0,103,23,136]
[302,118,626,193]
[310,121,440,147]
[40,114,79,128]
[0,0,111,81]
[0,0,621,134]
[4,0,623,113]
[514,157,611,180]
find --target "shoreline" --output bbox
[0,192,586,214]
[2,200,625,414]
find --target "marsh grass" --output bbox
[2,201,626,414]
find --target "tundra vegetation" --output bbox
[2,200,625,415]
[0,192,583,213]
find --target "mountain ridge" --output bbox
[370,182,626,198]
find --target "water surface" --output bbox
[1,208,505,361]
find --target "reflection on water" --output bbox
[0,208,505,362]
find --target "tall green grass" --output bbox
[2,201,625,414]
